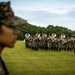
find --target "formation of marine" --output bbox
[24,33,75,53]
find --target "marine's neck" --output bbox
[0,44,5,54]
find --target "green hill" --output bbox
[16,22,74,40]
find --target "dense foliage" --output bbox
[16,23,75,40]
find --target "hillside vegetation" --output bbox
[16,22,75,40]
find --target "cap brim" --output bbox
[8,16,27,26]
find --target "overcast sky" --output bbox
[1,0,75,30]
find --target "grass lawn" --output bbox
[2,41,75,75]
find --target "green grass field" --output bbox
[2,41,75,75]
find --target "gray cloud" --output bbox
[67,8,75,18]
[15,10,75,30]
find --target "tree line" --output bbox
[16,23,75,40]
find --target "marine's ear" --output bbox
[4,1,10,11]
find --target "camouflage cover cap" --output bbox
[0,1,26,26]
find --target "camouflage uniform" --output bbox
[73,40,75,53]
[0,57,9,75]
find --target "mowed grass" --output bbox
[2,41,75,75]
